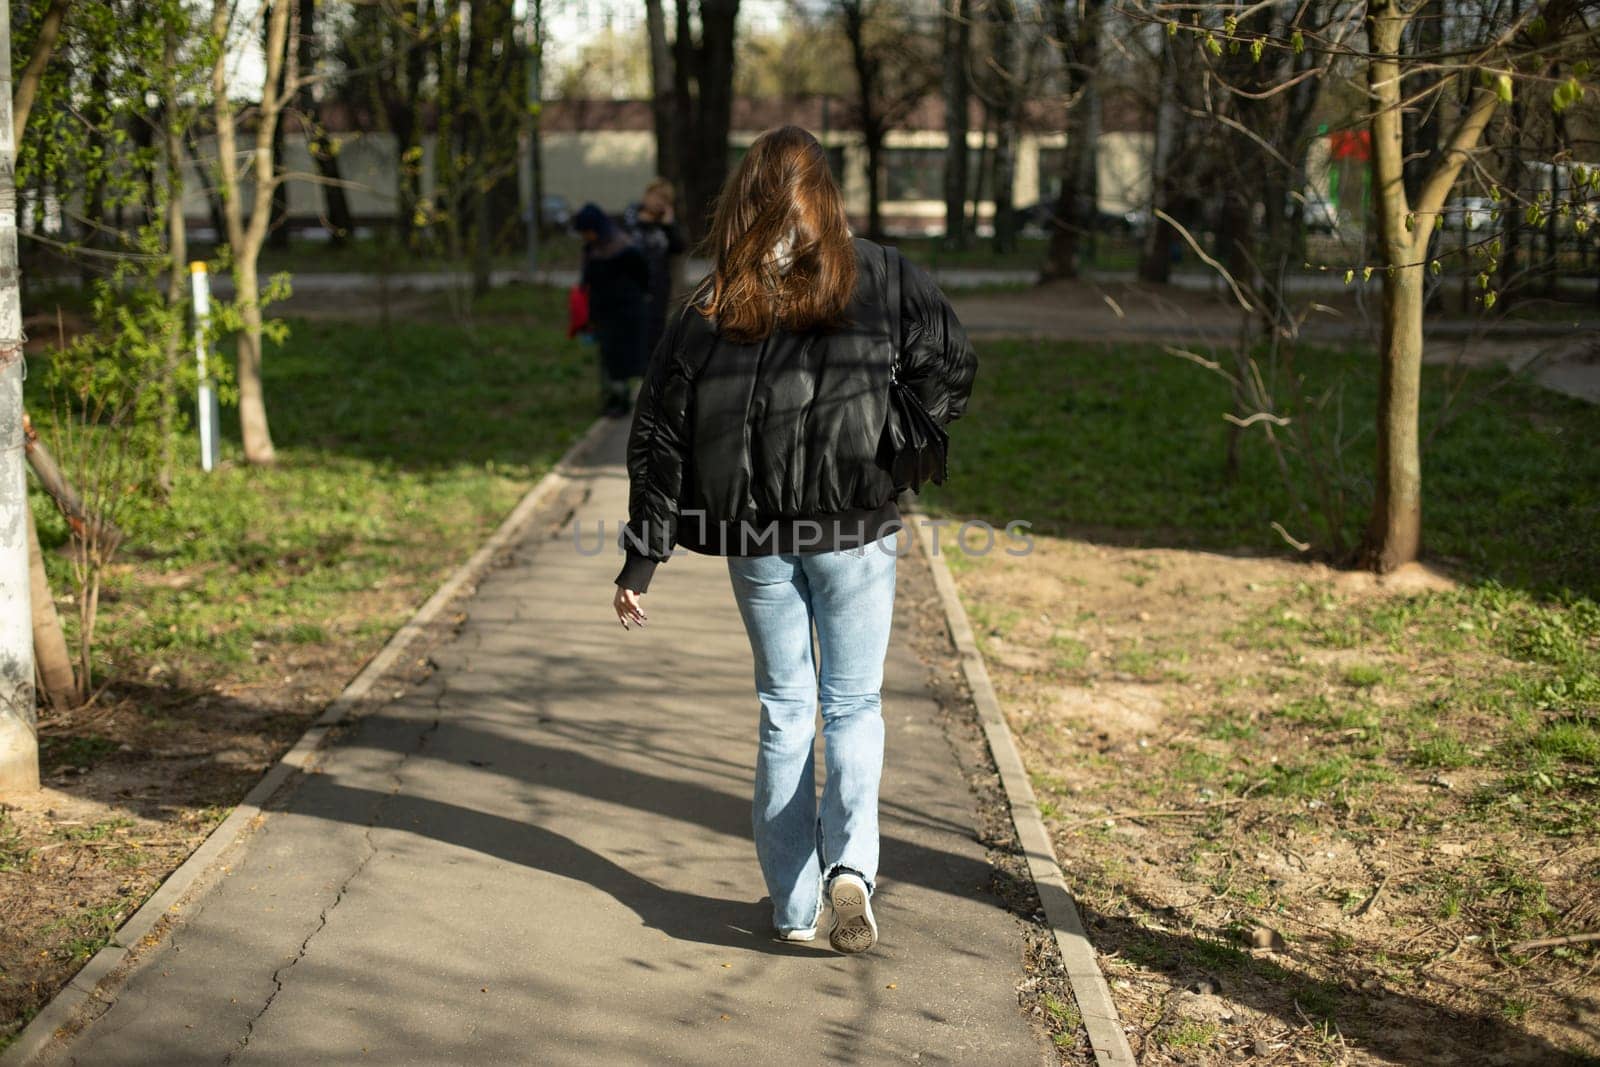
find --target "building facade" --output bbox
[160,95,1157,240]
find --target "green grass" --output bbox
[53,817,136,843]
[1160,1020,1221,1050]
[0,811,29,872]
[921,338,1599,597]
[29,284,592,695]
[37,898,131,962]
[1410,732,1475,768]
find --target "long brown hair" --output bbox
[694,126,857,343]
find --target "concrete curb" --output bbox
[911,515,1136,1067]
[0,417,613,1067]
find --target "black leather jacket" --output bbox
[616,238,977,592]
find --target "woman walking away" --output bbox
[610,126,978,953]
[575,202,650,417]
[623,178,688,356]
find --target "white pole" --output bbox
[190,261,218,472]
[0,0,40,796]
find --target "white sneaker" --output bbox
[774,926,817,943]
[827,873,878,954]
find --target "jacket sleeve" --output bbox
[896,254,978,425]
[615,311,693,593]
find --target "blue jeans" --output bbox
[726,537,897,930]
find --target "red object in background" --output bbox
[1330,129,1371,162]
[566,284,590,338]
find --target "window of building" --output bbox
[727,143,846,182]
[1038,147,1067,201]
[884,147,989,203]
[883,148,942,202]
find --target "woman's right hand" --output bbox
[613,586,647,629]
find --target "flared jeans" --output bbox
[726,536,897,931]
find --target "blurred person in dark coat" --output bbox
[575,202,650,417]
[623,178,688,357]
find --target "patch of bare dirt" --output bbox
[951,536,1600,1065]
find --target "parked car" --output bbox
[1301,195,1339,234]
[540,193,572,235]
[1013,198,1144,238]
[1443,196,1496,232]
[1281,194,1339,233]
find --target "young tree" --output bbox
[12,0,67,140]
[211,0,295,465]
[836,0,937,241]
[340,1,430,250]
[155,1,206,494]
[11,0,206,716]
[1130,0,1598,571]
[463,0,522,295]
[942,0,972,248]
[980,0,1044,254]
[272,0,354,250]
[647,0,678,188]
[1039,0,1105,279]
[674,0,740,240]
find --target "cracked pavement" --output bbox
[44,422,1050,1066]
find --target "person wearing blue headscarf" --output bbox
[575,203,650,416]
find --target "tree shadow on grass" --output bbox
[1062,882,1596,1066]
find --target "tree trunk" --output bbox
[1138,42,1180,284]
[158,24,188,496]
[368,0,425,250]
[1217,185,1253,286]
[309,130,353,244]
[433,6,464,255]
[841,2,878,238]
[214,0,291,466]
[80,66,110,283]
[673,0,694,215]
[646,0,678,187]
[1367,262,1425,570]
[265,4,294,251]
[234,261,275,463]
[1363,1,1421,570]
[465,0,492,295]
[687,0,739,242]
[267,118,291,250]
[988,0,1020,255]
[472,183,492,296]
[1042,86,1098,280]
[27,505,73,710]
[298,0,352,246]
[1041,0,1103,280]
[12,0,67,143]
[941,0,970,249]
[0,0,38,794]
[1360,0,1506,568]
[969,106,991,235]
